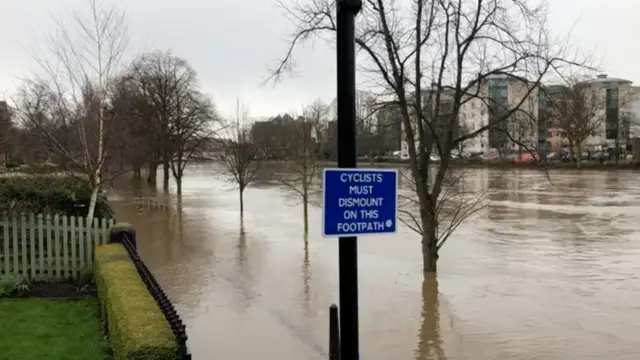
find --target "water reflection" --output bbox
[416,274,446,360]
[109,164,640,360]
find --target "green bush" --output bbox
[94,244,178,360]
[0,274,31,297]
[0,175,112,218]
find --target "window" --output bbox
[606,88,618,108]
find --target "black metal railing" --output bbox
[118,232,192,360]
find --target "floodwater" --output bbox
[109,164,640,360]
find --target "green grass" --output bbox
[0,298,111,360]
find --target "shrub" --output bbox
[0,274,31,297]
[94,244,178,360]
[0,175,112,218]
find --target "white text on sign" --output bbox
[336,173,391,233]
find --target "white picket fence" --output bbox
[0,213,115,280]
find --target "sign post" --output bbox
[322,167,398,360]
[335,0,362,358]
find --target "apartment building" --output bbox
[458,73,640,154]
[399,85,459,155]
[540,74,640,151]
[459,74,538,154]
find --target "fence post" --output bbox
[109,223,136,250]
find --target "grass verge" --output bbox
[0,298,110,360]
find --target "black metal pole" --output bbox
[337,0,361,359]
[329,304,341,360]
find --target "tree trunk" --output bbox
[87,185,99,222]
[421,210,439,273]
[303,194,309,235]
[162,155,170,190]
[575,141,582,168]
[239,187,245,217]
[147,161,158,184]
[176,175,182,195]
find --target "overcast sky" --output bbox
[1,0,639,120]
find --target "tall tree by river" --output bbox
[270,0,586,273]
[126,50,219,194]
[218,100,261,217]
[14,0,129,220]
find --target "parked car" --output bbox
[590,151,609,161]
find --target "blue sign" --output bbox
[322,168,398,237]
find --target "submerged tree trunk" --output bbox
[147,161,158,185]
[239,185,245,217]
[303,196,309,235]
[176,175,182,195]
[575,141,582,168]
[162,154,170,190]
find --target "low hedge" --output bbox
[94,244,178,360]
[0,175,112,218]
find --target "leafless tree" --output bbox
[507,107,537,160]
[127,50,219,193]
[274,106,324,235]
[17,0,128,220]
[544,79,603,168]
[399,168,487,264]
[270,0,583,272]
[305,99,331,146]
[217,102,260,217]
[169,92,218,195]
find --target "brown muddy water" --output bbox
[108,164,640,360]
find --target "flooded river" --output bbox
[110,164,640,360]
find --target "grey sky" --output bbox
[1,0,639,119]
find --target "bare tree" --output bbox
[507,108,537,160]
[544,80,603,168]
[306,99,331,147]
[169,92,218,195]
[274,107,323,234]
[217,102,260,217]
[270,0,582,272]
[18,0,128,220]
[127,50,218,193]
